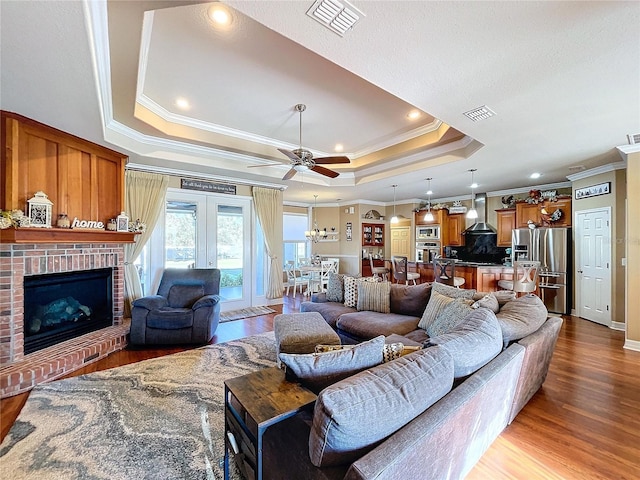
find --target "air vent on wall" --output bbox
[463,105,496,122]
[628,133,640,145]
[307,0,364,37]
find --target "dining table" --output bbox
[298,264,324,296]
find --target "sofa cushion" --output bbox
[432,282,476,300]
[475,289,517,306]
[471,292,500,313]
[496,294,548,346]
[357,281,391,313]
[418,290,455,330]
[326,273,344,303]
[167,284,204,308]
[424,308,503,378]
[308,346,454,467]
[337,311,421,339]
[279,336,385,393]
[427,297,474,337]
[300,301,356,329]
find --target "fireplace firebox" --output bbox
[24,268,114,355]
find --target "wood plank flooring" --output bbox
[2,294,639,479]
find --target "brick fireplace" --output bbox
[0,238,131,398]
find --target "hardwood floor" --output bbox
[2,295,639,479]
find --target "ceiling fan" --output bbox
[250,104,350,180]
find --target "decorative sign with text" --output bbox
[71,218,105,230]
[575,182,610,200]
[181,179,236,195]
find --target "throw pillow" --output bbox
[471,292,500,313]
[279,335,385,393]
[431,282,476,300]
[316,342,418,363]
[308,346,454,467]
[389,283,432,317]
[427,297,474,337]
[418,290,454,330]
[343,276,359,307]
[496,294,548,347]
[326,272,344,303]
[356,280,391,313]
[167,284,204,308]
[382,342,404,362]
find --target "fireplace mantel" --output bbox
[0,227,137,244]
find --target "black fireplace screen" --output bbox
[23,268,114,355]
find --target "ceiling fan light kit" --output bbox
[273,103,350,181]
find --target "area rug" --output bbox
[219,306,276,322]
[0,332,277,479]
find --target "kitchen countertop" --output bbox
[412,261,507,268]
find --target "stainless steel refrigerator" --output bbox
[512,227,571,314]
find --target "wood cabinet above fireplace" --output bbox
[1,111,128,225]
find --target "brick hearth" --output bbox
[0,242,129,398]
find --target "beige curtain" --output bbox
[252,187,284,299]
[123,170,169,314]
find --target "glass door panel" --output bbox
[216,204,244,302]
[165,201,197,269]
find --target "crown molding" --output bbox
[488,181,572,197]
[617,143,640,160]
[566,161,627,181]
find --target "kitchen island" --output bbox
[409,261,514,292]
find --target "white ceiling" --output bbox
[1,1,639,207]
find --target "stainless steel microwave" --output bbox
[416,226,440,240]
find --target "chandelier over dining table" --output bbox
[306,194,327,243]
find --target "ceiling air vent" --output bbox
[463,105,496,122]
[307,0,364,37]
[628,133,640,145]
[568,165,586,173]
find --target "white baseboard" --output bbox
[611,321,626,331]
[623,338,640,352]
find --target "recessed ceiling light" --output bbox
[407,110,421,120]
[334,143,344,152]
[209,5,232,26]
[426,189,433,195]
[530,172,541,179]
[175,97,190,110]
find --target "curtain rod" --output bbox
[126,162,287,191]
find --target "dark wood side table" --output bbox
[224,367,317,480]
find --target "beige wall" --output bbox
[572,170,626,324]
[626,152,639,345]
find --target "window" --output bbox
[283,213,309,267]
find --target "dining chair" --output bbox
[284,260,308,296]
[391,256,420,285]
[498,260,540,295]
[369,254,389,281]
[319,259,338,292]
[432,258,465,288]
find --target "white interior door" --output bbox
[575,208,611,326]
[390,226,411,258]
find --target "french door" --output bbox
[149,188,262,311]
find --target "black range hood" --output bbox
[463,193,496,234]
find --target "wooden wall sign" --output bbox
[181,179,236,195]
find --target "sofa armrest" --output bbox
[311,292,328,303]
[192,294,220,310]
[132,295,167,311]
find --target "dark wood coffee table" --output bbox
[224,366,317,480]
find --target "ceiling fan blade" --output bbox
[311,165,340,178]
[278,148,301,162]
[282,167,297,180]
[313,155,350,164]
[247,162,283,168]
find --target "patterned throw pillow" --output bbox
[357,281,391,313]
[418,290,455,330]
[383,342,404,362]
[343,276,359,307]
[432,282,476,300]
[326,272,344,303]
[427,298,474,337]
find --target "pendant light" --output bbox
[424,178,434,222]
[390,185,399,224]
[466,169,478,219]
[305,195,327,243]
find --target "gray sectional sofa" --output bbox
[260,280,563,479]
